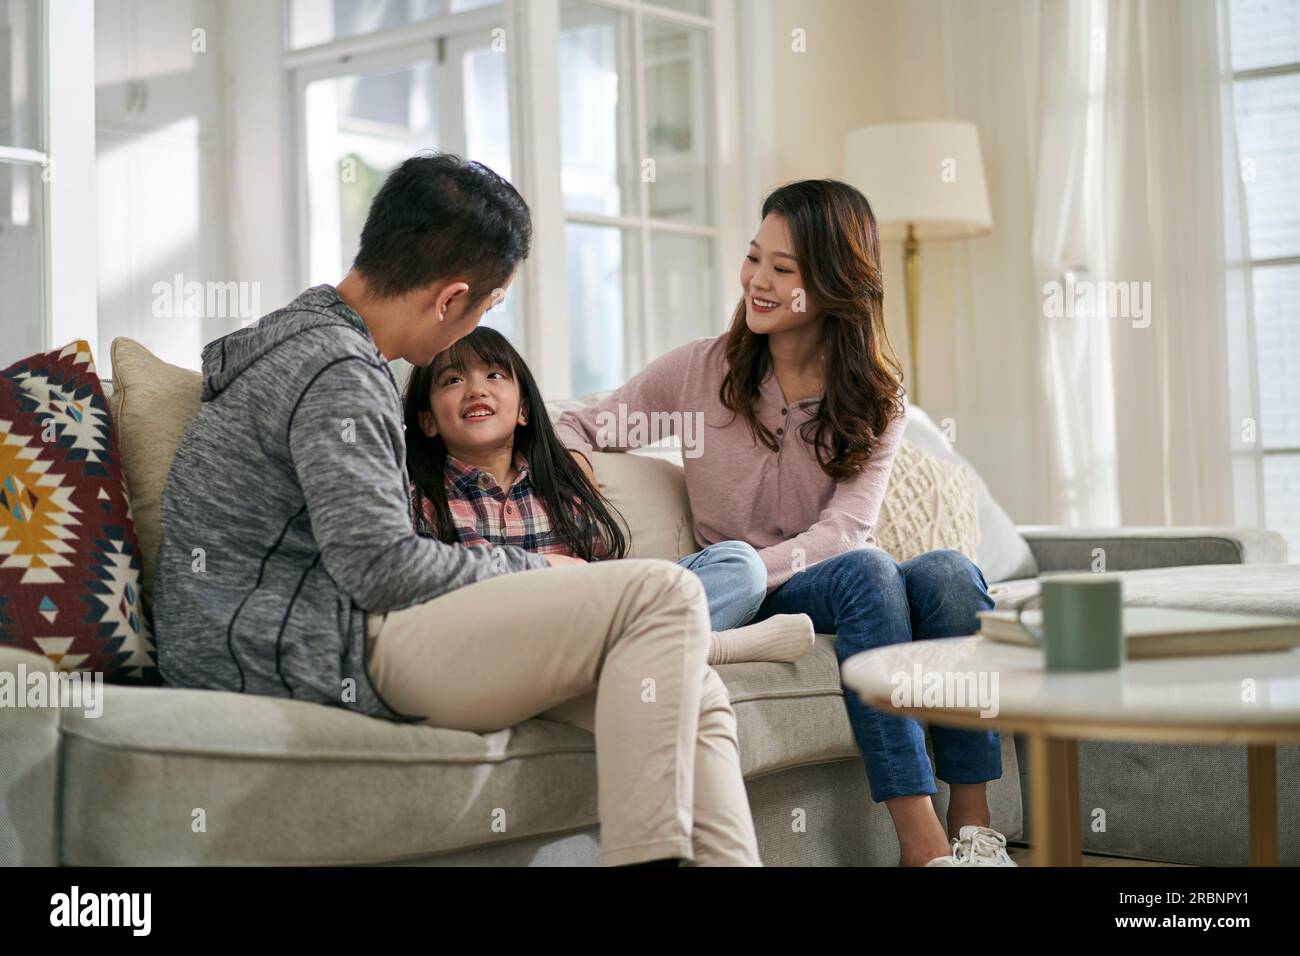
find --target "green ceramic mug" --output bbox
[1015,573,1124,672]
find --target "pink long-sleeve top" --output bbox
[553,335,909,592]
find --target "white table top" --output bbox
[840,635,1300,743]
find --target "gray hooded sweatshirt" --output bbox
[152,285,551,721]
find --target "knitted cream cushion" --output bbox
[875,439,980,563]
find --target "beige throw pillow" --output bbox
[875,439,980,564]
[589,451,695,561]
[108,338,203,605]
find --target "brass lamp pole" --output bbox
[903,222,920,405]
[843,121,994,411]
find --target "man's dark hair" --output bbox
[353,152,531,301]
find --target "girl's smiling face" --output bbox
[420,353,527,456]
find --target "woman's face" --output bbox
[740,213,818,335]
[420,353,527,457]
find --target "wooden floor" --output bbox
[1006,845,1189,867]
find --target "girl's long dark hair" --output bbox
[403,326,628,561]
[720,179,907,481]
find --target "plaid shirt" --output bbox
[426,450,607,558]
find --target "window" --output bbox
[0,0,47,367]
[285,0,742,397]
[1229,0,1300,559]
[289,1,519,341]
[558,0,718,395]
[0,0,95,372]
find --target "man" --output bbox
[153,153,760,865]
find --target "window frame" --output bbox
[282,0,746,398]
[1227,14,1300,542]
[559,0,722,384]
[0,0,97,367]
[286,4,511,315]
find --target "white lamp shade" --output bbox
[843,120,993,242]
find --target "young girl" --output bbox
[403,326,814,665]
[554,180,1011,867]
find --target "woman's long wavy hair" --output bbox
[719,180,907,481]
[403,327,628,561]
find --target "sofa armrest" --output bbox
[1016,526,1288,572]
[0,647,63,865]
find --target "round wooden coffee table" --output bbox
[841,635,1300,866]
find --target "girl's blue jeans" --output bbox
[676,540,768,631]
[754,547,1002,803]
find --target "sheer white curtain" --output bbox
[1100,0,1238,526]
[1029,0,1120,526]
[943,0,1246,528]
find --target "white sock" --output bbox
[708,614,816,665]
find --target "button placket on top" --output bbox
[502,488,523,537]
[500,461,530,540]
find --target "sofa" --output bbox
[2,338,1296,867]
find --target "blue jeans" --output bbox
[676,540,768,631]
[754,547,1001,802]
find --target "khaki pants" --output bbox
[365,558,761,866]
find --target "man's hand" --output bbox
[569,450,597,488]
[544,553,588,568]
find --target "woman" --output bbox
[556,180,1010,867]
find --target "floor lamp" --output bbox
[843,121,993,407]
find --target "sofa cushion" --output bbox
[719,635,859,777]
[0,340,155,682]
[57,634,862,864]
[875,440,979,563]
[903,407,1037,583]
[106,338,203,606]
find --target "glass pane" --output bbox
[1263,454,1300,563]
[566,222,640,397]
[0,0,42,149]
[477,275,517,342]
[1233,73,1300,260]
[559,0,638,216]
[646,232,713,359]
[0,161,45,367]
[289,0,441,50]
[645,0,711,16]
[304,59,438,283]
[460,39,516,342]
[462,43,510,180]
[1253,264,1300,449]
[1230,0,1300,72]
[642,17,712,224]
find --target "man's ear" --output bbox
[418,408,439,439]
[435,280,472,322]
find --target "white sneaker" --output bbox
[924,826,1017,866]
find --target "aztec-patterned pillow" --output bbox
[0,340,157,683]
